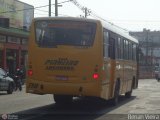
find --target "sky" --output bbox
[19,0,160,31]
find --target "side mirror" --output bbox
[6,72,9,76]
[3,74,8,78]
[3,72,8,78]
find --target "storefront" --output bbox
[0,27,29,74]
[0,0,33,75]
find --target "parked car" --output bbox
[154,67,160,82]
[0,68,14,94]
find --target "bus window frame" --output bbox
[108,32,116,59]
[34,20,97,48]
[103,28,109,58]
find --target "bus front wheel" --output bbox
[53,94,73,104]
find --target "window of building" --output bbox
[8,36,21,44]
[21,38,28,45]
[0,35,6,43]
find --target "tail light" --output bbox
[27,70,33,76]
[93,73,99,79]
[92,65,99,79]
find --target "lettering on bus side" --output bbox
[45,58,79,71]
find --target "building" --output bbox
[130,28,160,78]
[0,0,34,74]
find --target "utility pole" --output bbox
[70,0,91,18]
[49,0,51,16]
[55,0,62,16]
[85,7,87,18]
[55,0,58,16]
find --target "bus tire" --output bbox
[125,78,134,98]
[111,80,120,106]
[125,90,132,98]
[53,94,73,104]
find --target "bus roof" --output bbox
[34,17,138,44]
[101,21,139,43]
[33,17,97,23]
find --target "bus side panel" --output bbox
[101,58,112,100]
[115,59,124,95]
[124,60,134,93]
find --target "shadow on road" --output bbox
[13,95,136,120]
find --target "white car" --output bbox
[0,68,14,94]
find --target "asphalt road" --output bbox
[0,79,160,120]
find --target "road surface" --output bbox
[0,79,160,120]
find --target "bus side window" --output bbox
[121,39,124,59]
[129,41,132,60]
[124,39,128,60]
[126,40,129,60]
[103,29,109,58]
[133,44,137,61]
[109,37,115,59]
[117,37,121,59]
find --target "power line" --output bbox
[1,0,159,28]
[35,9,71,17]
[35,9,50,13]
[70,0,91,18]
[0,0,70,14]
[105,19,160,22]
[69,0,129,31]
[0,5,48,14]
[34,12,46,15]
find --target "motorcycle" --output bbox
[7,68,24,91]
[13,75,22,91]
[9,69,23,91]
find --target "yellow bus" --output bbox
[26,17,139,105]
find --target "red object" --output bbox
[93,73,99,79]
[27,70,33,76]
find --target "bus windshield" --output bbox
[35,20,96,47]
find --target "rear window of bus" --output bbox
[35,20,96,48]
